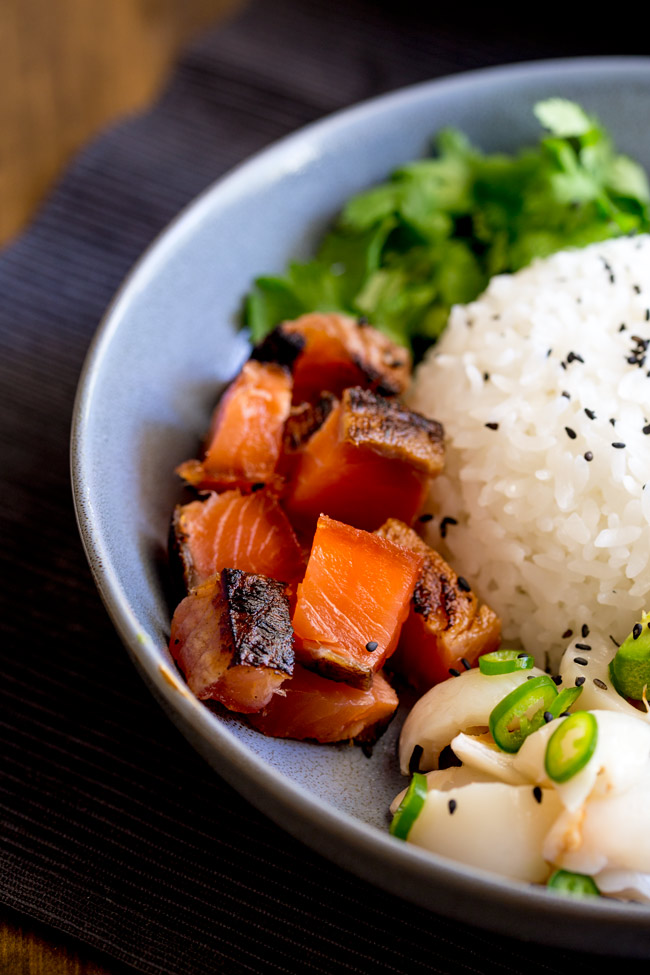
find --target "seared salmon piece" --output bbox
[283,387,444,534]
[176,360,292,491]
[292,515,424,689]
[282,393,337,454]
[170,569,294,713]
[252,312,411,404]
[171,489,305,591]
[375,519,501,692]
[247,665,398,743]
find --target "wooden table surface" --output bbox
[0,3,239,969]
[0,0,240,247]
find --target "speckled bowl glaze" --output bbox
[72,58,650,953]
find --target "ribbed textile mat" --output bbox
[0,2,643,972]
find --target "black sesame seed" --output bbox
[612,442,626,449]
[562,390,571,399]
[634,285,641,294]
[533,786,543,804]
[485,422,499,430]
[408,744,423,774]
[457,576,471,592]
[562,629,573,639]
[440,517,458,539]
[559,711,571,718]
[567,351,584,364]
[461,657,471,671]
[546,348,552,358]
[483,372,490,381]
[365,640,379,653]
[619,322,627,331]
[584,409,596,420]
[552,675,563,686]
[448,799,457,815]
[633,623,643,641]
[644,425,650,435]
[610,274,615,284]
[574,657,589,666]
[543,711,554,724]
[565,426,577,440]
[449,668,461,677]
[560,362,567,370]
[517,652,529,659]
[646,309,650,321]
[581,624,590,638]
[418,513,434,523]
[575,676,586,686]
[593,678,608,691]
[575,643,591,651]
[527,674,537,680]
[584,451,593,462]
[609,418,616,426]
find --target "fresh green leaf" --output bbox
[534,98,593,138]
[243,99,650,354]
[246,277,305,343]
[606,154,650,203]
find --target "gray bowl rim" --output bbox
[71,54,650,952]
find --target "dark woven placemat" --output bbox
[0,2,643,972]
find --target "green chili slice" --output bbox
[546,685,583,719]
[547,869,601,897]
[609,610,650,701]
[390,773,428,840]
[545,711,598,783]
[479,650,534,675]
[489,675,558,753]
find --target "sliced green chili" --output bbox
[545,711,598,783]
[546,685,583,719]
[390,773,428,840]
[547,869,601,897]
[479,650,534,676]
[489,675,558,753]
[609,610,650,701]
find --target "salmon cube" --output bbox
[283,387,444,534]
[292,515,424,689]
[176,360,292,491]
[170,569,294,713]
[376,519,501,691]
[252,312,411,404]
[248,665,398,743]
[171,488,305,591]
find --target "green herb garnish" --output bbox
[245,99,650,351]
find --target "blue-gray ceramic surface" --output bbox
[72,58,650,953]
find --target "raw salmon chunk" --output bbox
[292,515,424,689]
[171,489,305,591]
[252,312,411,404]
[170,569,294,713]
[283,387,444,533]
[247,665,398,743]
[176,360,292,490]
[375,519,501,691]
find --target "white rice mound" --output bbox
[409,236,650,668]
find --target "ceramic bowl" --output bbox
[72,57,650,954]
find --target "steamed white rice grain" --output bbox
[409,236,650,668]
